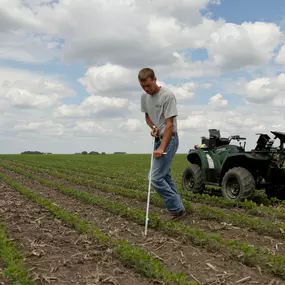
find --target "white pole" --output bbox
[144,131,155,236]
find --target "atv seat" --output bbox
[209,129,229,146]
[208,130,244,144]
[217,137,230,146]
[201,136,229,149]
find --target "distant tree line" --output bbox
[21,151,52,155]
[75,151,126,155]
[21,150,126,155]
[74,151,106,155]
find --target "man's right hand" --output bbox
[151,126,159,137]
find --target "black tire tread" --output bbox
[221,167,255,200]
[182,164,204,193]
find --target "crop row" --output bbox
[5,155,281,200]
[0,223,35,285]
[7,159,285,220]
[6,158,174,188]
[0,172,197,285]
[3,157,147,176]
[2,164,285,280]
[40,162,285,216]
[5,161,285,239]
[5,157,276,197]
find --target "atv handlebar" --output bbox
[228,135,246,141]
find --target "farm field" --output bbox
[0,154,285,284]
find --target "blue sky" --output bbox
[196,0,285,106]
[207,0,285,27]
[2,0,284,108]
[0,57,88,104]
[1,0,285,154]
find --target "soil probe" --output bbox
[144,126,166,236]
[144,134,155,236]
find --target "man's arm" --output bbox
[159,117,174,151]
[145,113,155,129]
[141,95,155,129]
[157,93,178,152]
[146,113,159,137]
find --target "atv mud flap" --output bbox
[203,151,220,184]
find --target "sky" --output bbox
[1,0,285,154]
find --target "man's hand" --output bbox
[153,147,165,158]
[151,126,159,137]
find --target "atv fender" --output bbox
[187,149,216,169]
[187,150,214,168]
[187,149,221,183]
[220,153,268,182]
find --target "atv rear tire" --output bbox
[265,185,285,200]
[221,167,255,201]
[182,164,204,194]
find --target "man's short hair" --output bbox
[138,68,155,81]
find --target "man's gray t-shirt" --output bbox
[140,86,178,136]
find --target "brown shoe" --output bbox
[160,210,186,222]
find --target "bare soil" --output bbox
[12,161,285,222]
[0,181,154,285]
[22,167,285,256]
[2,168,284,285]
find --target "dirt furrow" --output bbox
[2,168,282,285]
[11,161,284,224]
[20,167,285,257]
[0,181,154,285]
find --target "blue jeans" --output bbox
[149,134,185,213]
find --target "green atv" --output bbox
[182,129,285,201]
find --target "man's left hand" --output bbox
[153,148,165,158]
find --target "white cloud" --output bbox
[157,81,196,101]
[10,118,115,145]
[208,93,228,109]
[0,30,60,63]
[78,63,137,97]
[13,120,65,136]
[53,95,132,119]
[6,89,58,109]
[135,0,210,26]
[1,1,285,154]
[0,0,41,32]
[119,119,144,132]
[205,22,283,71]
[1,0,283,75]
[78,63,197,101]
[73,121,111,136]
[228,73,285,106]
[0,68,76,110]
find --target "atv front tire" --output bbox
[221,167,255,201]
[182,164,204,194]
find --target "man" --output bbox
[138,67,186,221]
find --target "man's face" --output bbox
[139,77,156,95]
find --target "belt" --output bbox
[156,132,177,141]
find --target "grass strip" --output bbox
[8,162,285,239]
[3,165,285,279]
[0,173,196,285]
[0,223,35,285]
